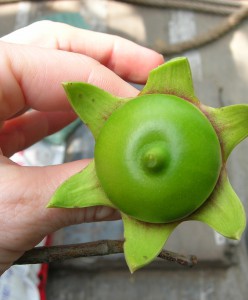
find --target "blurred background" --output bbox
[0,0,248,299]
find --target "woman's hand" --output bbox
[0,21,163,274]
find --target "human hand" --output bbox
[0,21,164,274]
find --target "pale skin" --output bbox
[0,21,164,274]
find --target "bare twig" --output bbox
[114,0,239,15]
[14,240,197,268]
[154,4,248,55]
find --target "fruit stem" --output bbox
[14,240,197,268]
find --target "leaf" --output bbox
[47,161,114,209]
[122,214,178,273]
[140,57,199,104]
[206,104,248,162]
[189,170,246,240]
[63,82,128,139]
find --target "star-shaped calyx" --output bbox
[48,57,247,273]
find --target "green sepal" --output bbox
[189,170,246,240]
[63,82,128,139]
[205,104,248,162]
[47,161,114,209]
[122,214,178,273]
[140,57,199,104]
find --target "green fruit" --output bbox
[95,94,222,223]
[48,57,247,273]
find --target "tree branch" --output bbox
[14,240,197,268]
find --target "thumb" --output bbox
[0,158,118,253]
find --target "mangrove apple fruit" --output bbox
[48,57,247,273]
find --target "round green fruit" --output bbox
[95,94,222,223]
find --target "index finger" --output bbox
[1,21,164,84]
[0,42,140,121]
